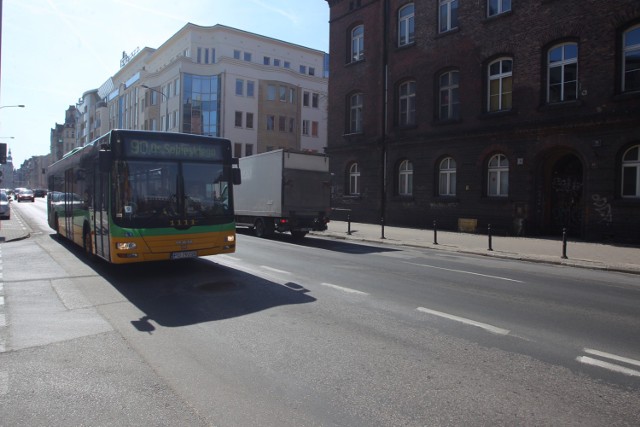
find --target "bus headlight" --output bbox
[116,242,137,250]
[225,235,235,243]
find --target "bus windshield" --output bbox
[114,159,231,228]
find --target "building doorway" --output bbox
[544,153,584,237]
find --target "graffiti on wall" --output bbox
[592,194,613,224]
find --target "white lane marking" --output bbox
[404,261,523,283]
[417,307,511,335]
[576,356,640,377]
[0,296,4,305]
[321,283,368,295]
[583,348,640,368]
[261,266,292,275]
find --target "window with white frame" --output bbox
[488,0,511,17]
[488,153,509,197]
[266,115,275,131]
[398,3,415,47]
[439,70,460,120]
[399,80,416,126]
[302,120,310,136]
[398,159,413,196]
[267,84,276,101]
[622,145,640,197]
[351,25,364,62]
[349,163,360,195]
[548,43,578,103]
[235,111,243,127]
[312,121,319,137]
[623,25,640,92]
[488,58,513,112]
[439,157,457,196]
[439,0,458,33]
[350,93,363,133]
[235,79,244,96]
[247,81,255,97]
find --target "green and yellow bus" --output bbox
[47,130,241,263]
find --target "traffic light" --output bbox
[0,143,6,164]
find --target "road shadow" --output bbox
[50,235,316,329]
[236,228,400,255]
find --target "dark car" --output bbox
[34,189,47,198]
[17,189,35,202]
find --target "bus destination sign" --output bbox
[126,139,219,161]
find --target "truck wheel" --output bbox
[254,218,267,238]
[291,231,308,239]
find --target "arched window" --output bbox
[398,3,415,47]
[623,25,640,92]
[488,153,509,197]
[399,80,416,126]
[351,25,364,62]
[398,159,413,196]
[548,43,578,103]
[488,58,513,112]
[622,145,640,197]
[439,157,456,196]
[439,70,460,120]
[349,163,361,196]
[349,93,363,133]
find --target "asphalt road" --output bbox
[1,199,639,426]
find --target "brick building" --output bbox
[325,0,640,243]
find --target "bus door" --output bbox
[94,168,110,260]
[64,169,75,240]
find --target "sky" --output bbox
[0,0,330,167]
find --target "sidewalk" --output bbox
[0,207,30,243]
[318,220,640,275]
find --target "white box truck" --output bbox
[234,149,331,238]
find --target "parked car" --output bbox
[0,191,10,219]
[34,189,47,197]
[17,189,35,202]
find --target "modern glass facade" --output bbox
[182,73,221,136]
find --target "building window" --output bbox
[312,121,319,137]
[235,79,244,96]
[244,52,252,62]
[284,61,291,69]
[267,84,276,101]
[548,43,578,103]
[300,65,307,74]
[246,112,254,129]
[235,111,243,127]
[302,120,310,136]
[399,80,416,126]
[264,56,271,65]
[488,58,513,112]
[351,25,364,62]
[289,118,295,133]
[233,50,241,60]
[266,115,275,131]
[350,93,363,133]
[622,145,640,197]
[309,67,316,76]
[246,144,254,156]
[623,25,640,92]
[312,93,319,108]
[278,116,286,132]
[274,59,281,67]
[247,81,255,97]
[488,0,511,17]
[349,163,360,195]
[439,70,460,120]
[439,157,456,196]
[234,143,242,158]
[398,159,413,196]
[398,3,415,47]
[303,91,310,107]
[289,88,296,103]
[439,0,458,33]
[488,154,509,197]
[197,47,202,63]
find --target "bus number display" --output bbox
[126,139,219,160]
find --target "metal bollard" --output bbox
[488,224,493,251]
[347,214,352,235]
[561,228,568,259]
[381,217,386,239]
[433,220,438,245]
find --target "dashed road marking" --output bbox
[321,283,368,295]
[576,348,640,377]
[417,306,511,335]
[261,266,292,275]
[403,261,524,283]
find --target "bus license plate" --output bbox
[171,250,197,260]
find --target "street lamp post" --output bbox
[141,85,168,131]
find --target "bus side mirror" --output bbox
[232,168,241,185]
[99,149,111,173]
